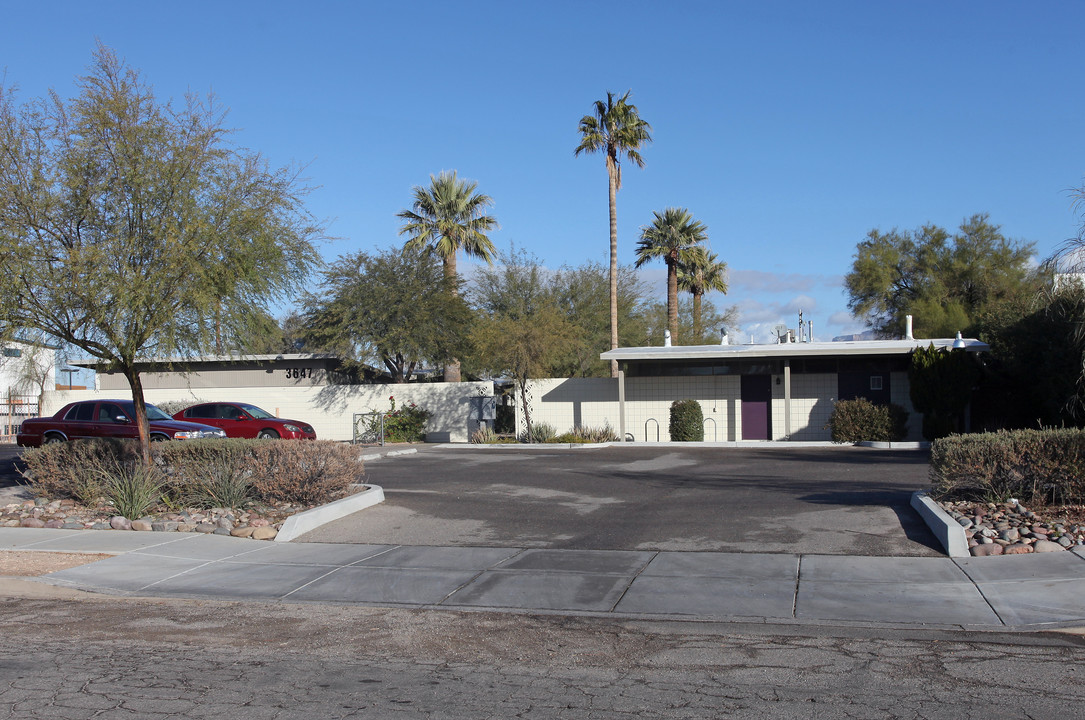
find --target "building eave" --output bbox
[600,338,989,362]
[70,353,341,370]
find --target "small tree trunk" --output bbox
[123,366,152,468]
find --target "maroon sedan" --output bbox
[17,400,227,447]
[173,402,317,440]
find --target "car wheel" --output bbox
[150,433,169,442]
[43,433,65,445]
[257,429,280,439]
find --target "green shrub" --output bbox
[930,428,1085,505]
[826,398,909,443]
[364,395,430,443]
[520,421,556,443]
[186,453,254,509]
[669,400,704,442]
[98,458,165,519]
[547,423,618,444]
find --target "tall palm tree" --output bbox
[678,246,729,342]
[575,91,652,376]
[634,207,708,344]
[398,170,498,381]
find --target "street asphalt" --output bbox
[2,442,1085,632]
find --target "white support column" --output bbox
[783,359,792,440]
[617,369,627,442]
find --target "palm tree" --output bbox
[575,91,652,376]
[398,170,498,381]
[678,246,729,342]
[634,207,708,344]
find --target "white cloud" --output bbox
[782,295,818,314]
[828,310,856,326]
[730,269,843,294]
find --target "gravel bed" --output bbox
[938,499,1085,556]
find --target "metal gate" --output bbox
[1,392,38,443]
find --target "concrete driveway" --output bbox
[299,445,943,557]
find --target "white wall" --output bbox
[40,381,493,443]
[1,341,56,397]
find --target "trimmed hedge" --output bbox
[930,428,1085,505]
[826,398,909,443]
[669,400,704,442]
[19,438,365,512]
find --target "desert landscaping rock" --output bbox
[939,499,1085,557]
[0,493,317,542]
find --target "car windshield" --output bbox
[107,402,171,421]
[144,404,171,421]
[239,404,274,419]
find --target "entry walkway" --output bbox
[3,527,1084,631]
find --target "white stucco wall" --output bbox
[39,382,493,443]
[1,341,56,396]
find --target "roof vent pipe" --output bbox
[905,315,914,341]
[720,327,728,345]
[664,329,672,347]
[807,320,813,342]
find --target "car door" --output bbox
[95,402,139,440]
[61,402,98,441]
[183,404,225,432]
[218,404,258,438]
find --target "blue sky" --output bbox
[4,0,1084,351]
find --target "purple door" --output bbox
[741,375,772,440]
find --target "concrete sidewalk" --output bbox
[3,527,1084,632]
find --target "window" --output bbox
[2,347,21,358]
[219,405,242,420]
[65,403,95,422]
[98,403,127,423]
[870,376,883,391]
[187,405,215,419]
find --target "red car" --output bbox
[173,402,317,440]
[17,400,227,447]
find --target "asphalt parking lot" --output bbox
[299,445,943,557]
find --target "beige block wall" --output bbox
[524,376,744,442]
[525,372,923,443]
[40,382,493,443]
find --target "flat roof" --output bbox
[601,337,988,362]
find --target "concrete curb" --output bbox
[911,490,969,557]
[275,484,385,543]
[858,441,930,450]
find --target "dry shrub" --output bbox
[20,438,140,504]
[155,439,254,505]
[248,441,364,505]
[930,428,1085,505]
[22,438,362,510]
